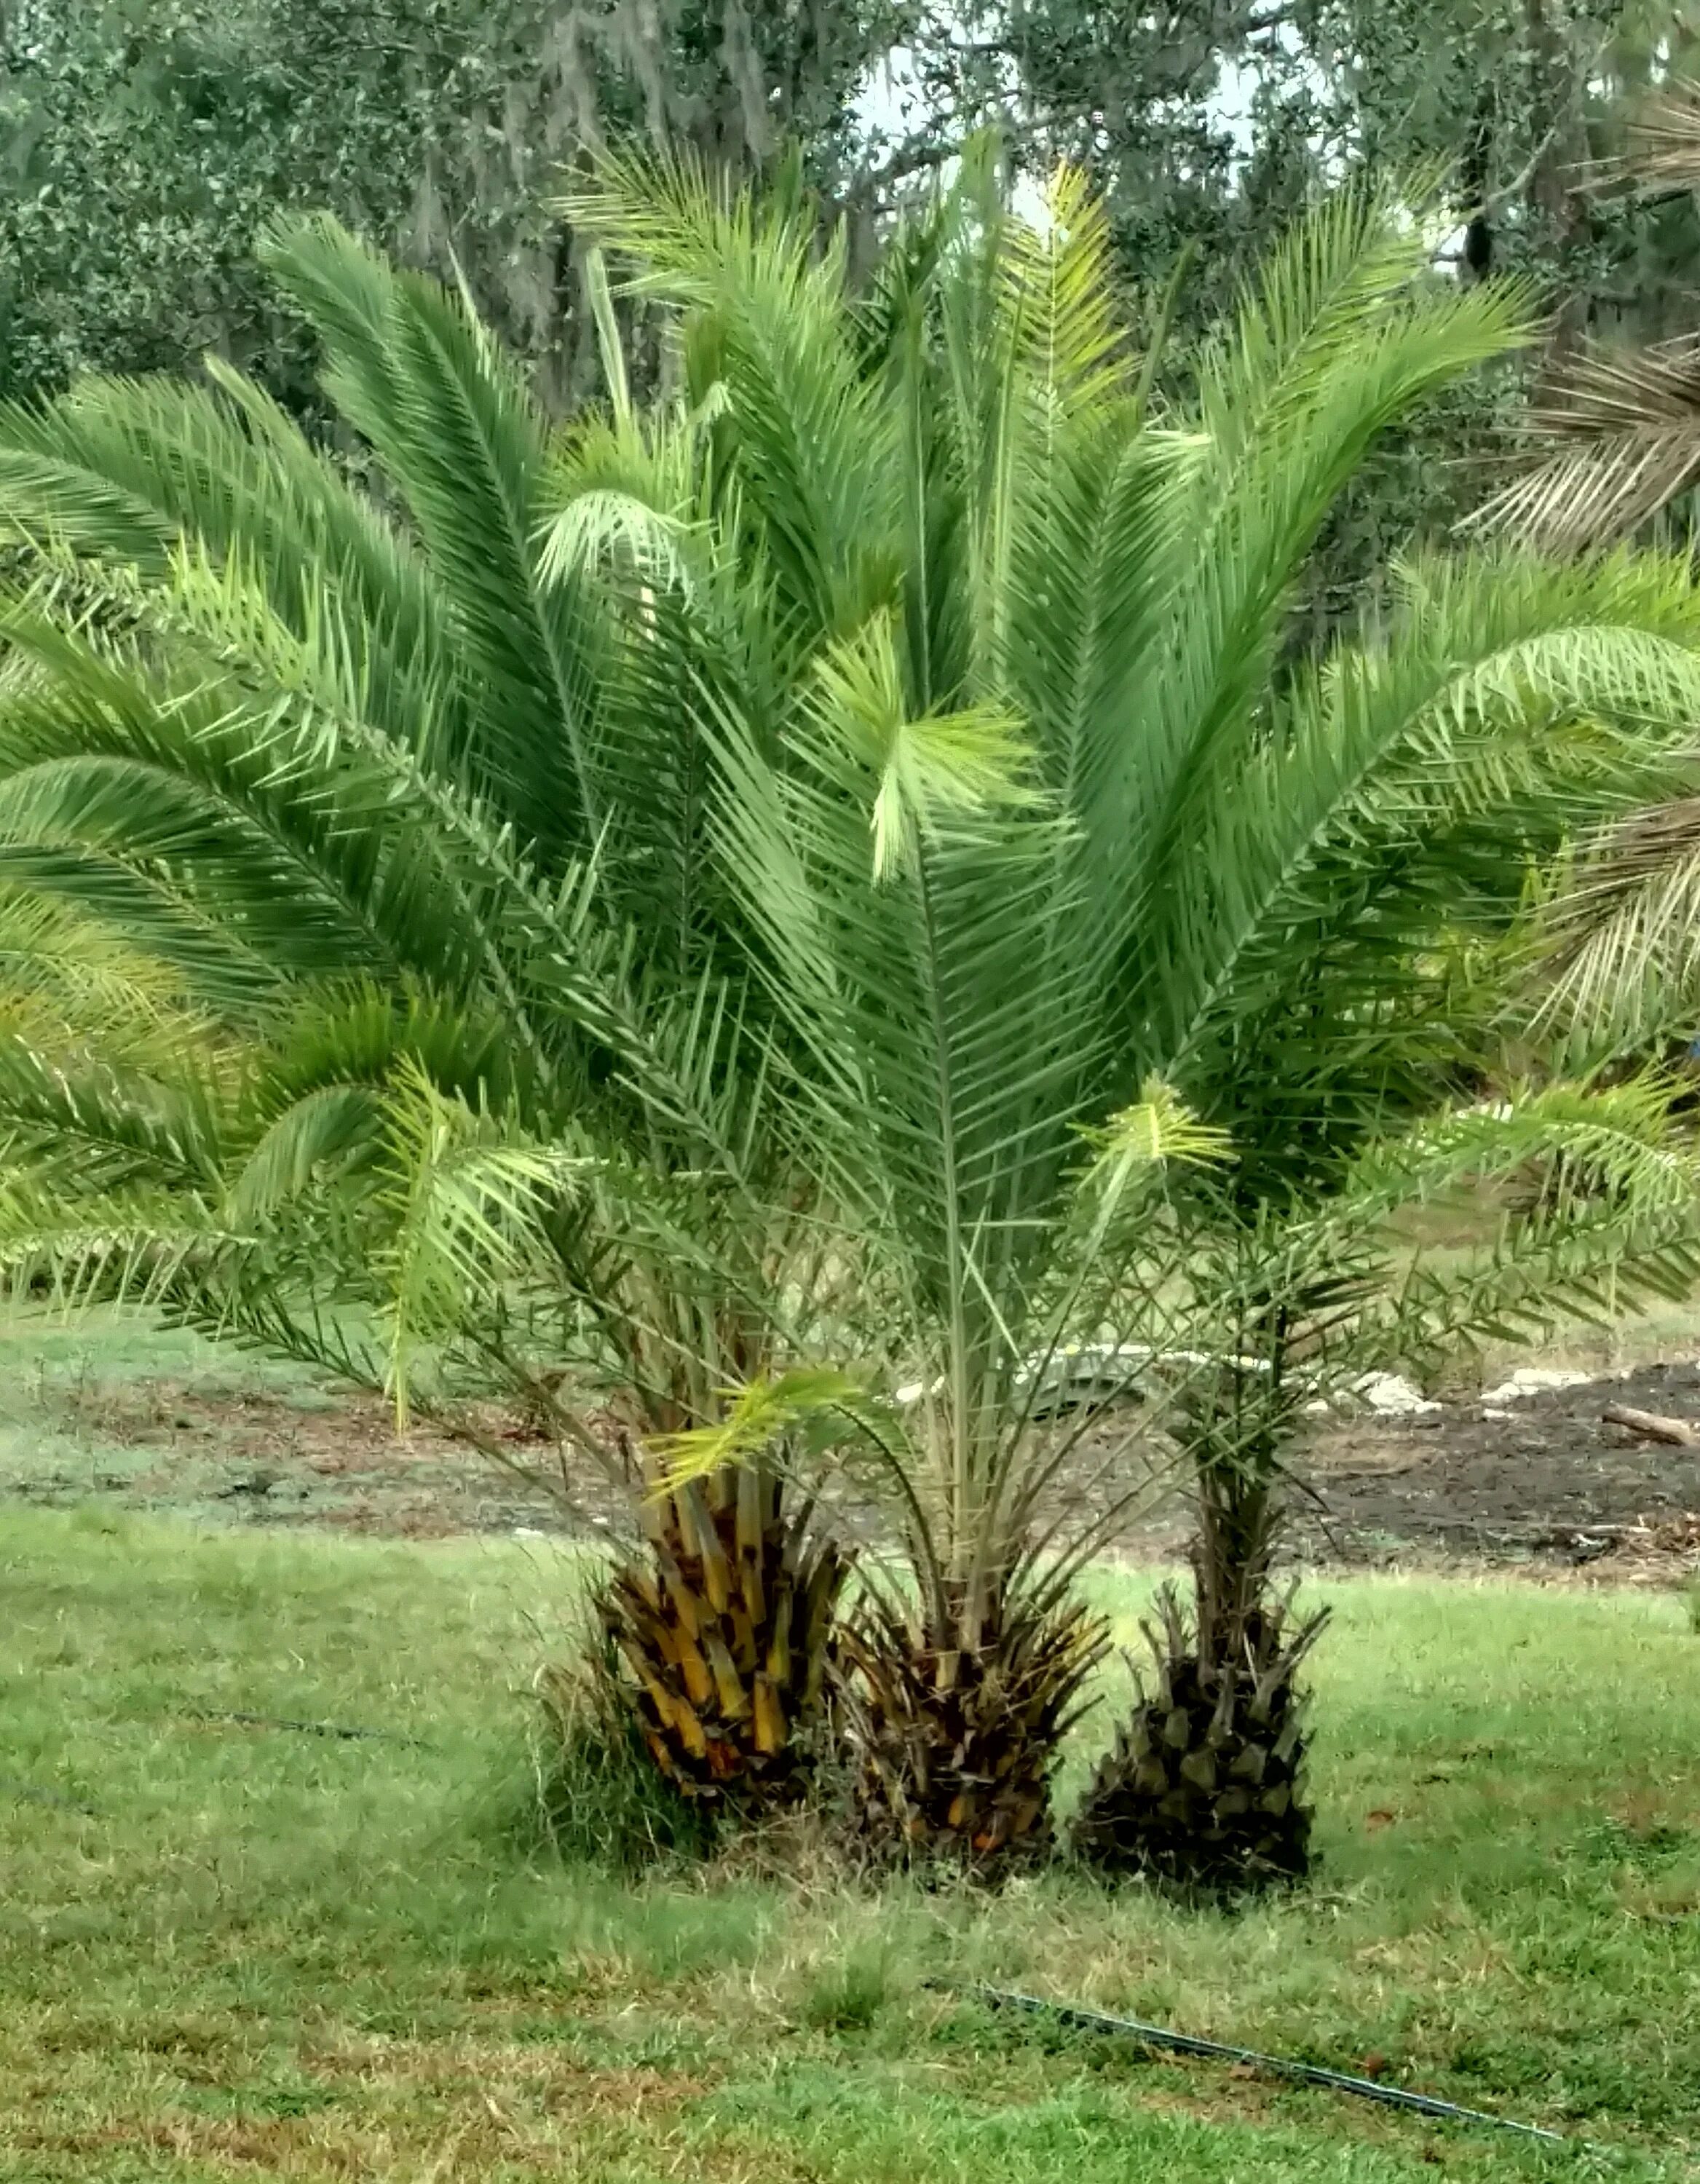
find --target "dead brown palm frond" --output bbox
[1626,81,1700,195]
[1554,81,1700,199]
[1562,794,1700,910]
[1472,68,1700,553]
[1536,792,1700,1045]
[1474,335,1700,549]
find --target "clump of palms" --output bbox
[563,148,1700,1875]
[7,149,1700,1884]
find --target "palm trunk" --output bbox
[600,1461,849,1813]
[837,1580,1107,1871]
[1072,1465,1329,1891]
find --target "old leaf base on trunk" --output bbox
[601,1464,850,1813]
[1072,1486,1330,1892]
[838,1582,1107,1874]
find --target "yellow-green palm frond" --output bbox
[0,885,201,1064]
[1000,162,1132,426]
[806,612,1040,882]
[366,1061,588,1423]
[647,1365,892,1487]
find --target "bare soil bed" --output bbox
[1,1373,605,1539]
[7,1345,1700,1586]
[1275,1358,1700,1583]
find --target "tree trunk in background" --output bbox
[1524,0,1597,364]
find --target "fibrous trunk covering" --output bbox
[601,1464,847,1811]
[1072,1478,1329,1891]
[838,1582,1107,1871]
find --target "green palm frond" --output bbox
[364,1062,587,1421]
[257,979,523,1114]
[0,608,433,999]
[560,147,893,646]
[0,365,453,759]
[1000,163,1133,427]
[1066,1083,1235,1254]
[537,488,698,595]
[0,884,192,1060]
[536,347,717,598]
[259,215,606,850]
[804,612,1038,883]
[1205,178,1502,448]
[0,1034,234,1199]
[0,1163,245,1315]
[1156,1076,1700,1422]
[1138,550,1700,1191]
[1123,259,1537,882]
[1336,1075,1697,1230]
[225,1082,387,1222]
[1398,1197,1700,1356]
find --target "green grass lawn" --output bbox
[3,1511,1699,2182]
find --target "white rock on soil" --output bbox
[1479,1366,1595,1404]
[1353,1372,1442,1416]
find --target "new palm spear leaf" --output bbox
[4,150,1700,1873]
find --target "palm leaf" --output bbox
[260,215,606,851]
[1474,336,1700,549]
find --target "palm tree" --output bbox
[7,151,1700,1880]
[0,219,851,1817]
[1069,1071,1700,1887]
[560,149,1700,1872]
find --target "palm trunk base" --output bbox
[600,1465,849,1816]
[837,1586,1106,1873]
[1072,1580,1328,1894]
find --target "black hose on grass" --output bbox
[956,1985,1567,2147]
[7,1717,428,1817]
[181,1709,431,1746]
[1,1776,95,1816]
